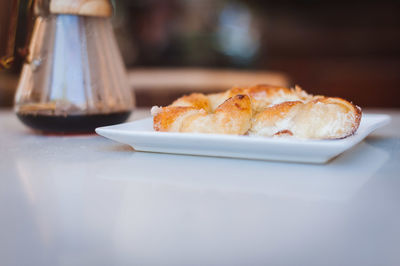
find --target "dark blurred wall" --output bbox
[257,1,400,108]
[1,0,399,108]
[115,0,400,107]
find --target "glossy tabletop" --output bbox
[1,108,400,266]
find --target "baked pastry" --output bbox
[151,84,362,139]
[152,94,252,135]
[169,93,212,112]
[208,84,311,113]
[250,97,362,139]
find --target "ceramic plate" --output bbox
[96,113,390,163]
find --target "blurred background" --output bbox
[1,0,400,108]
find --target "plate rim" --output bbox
[95,113,391,163]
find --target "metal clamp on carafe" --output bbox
[14,0,135,133]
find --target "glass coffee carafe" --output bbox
[12,0,135,133]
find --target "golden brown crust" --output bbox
[215,94,251,114]
[170,93,211,112]
[153,95,252,135]
[152,84,362,139]
[213,95,252,134]
[246,84,291,97]
[250,97,362,139]
[153,106,201,132]
[208,84,311,113]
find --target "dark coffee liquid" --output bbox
[17,111,131,133]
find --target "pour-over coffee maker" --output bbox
[14,0,135,133]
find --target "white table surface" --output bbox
[1,108,400,266]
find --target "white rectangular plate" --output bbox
[96,113,390,163]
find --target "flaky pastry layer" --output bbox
[151,84,362,139]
